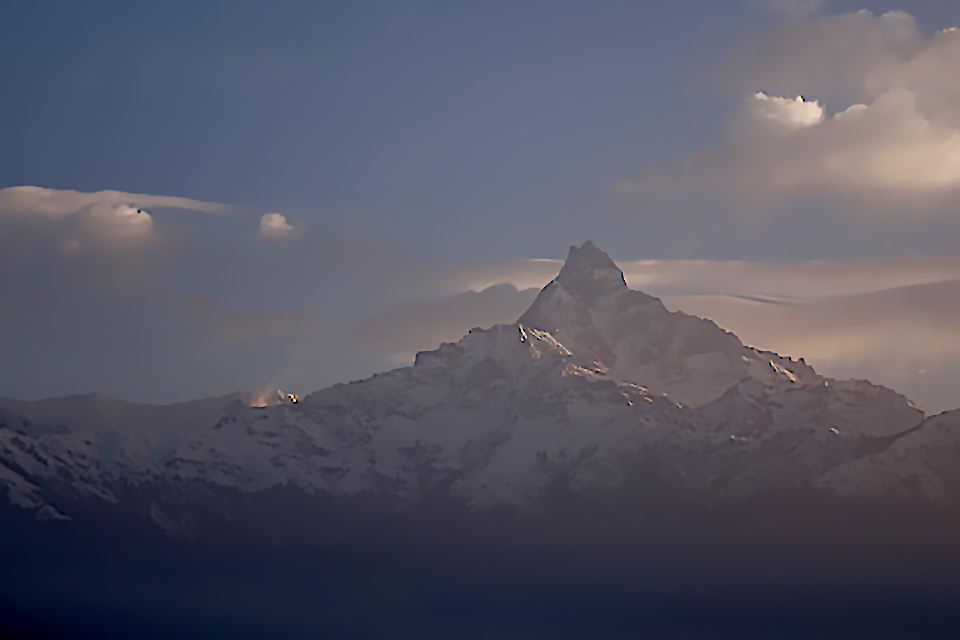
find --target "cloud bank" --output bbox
[626,10,960,214]
[4,187,958,413]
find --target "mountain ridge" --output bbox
[2,241,957,538]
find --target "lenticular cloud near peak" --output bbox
[0,186,229,219]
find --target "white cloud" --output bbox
[0,185,231,249]
[630,10,960,213]
[0,186,228,218]
[86,204,155,240]
[259,212,294,239]
[750,92,823,128]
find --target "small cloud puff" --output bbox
[751,92,824,128]
[259,212,294,239]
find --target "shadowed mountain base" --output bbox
[3,489,960,639]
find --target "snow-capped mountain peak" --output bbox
[1,241,948,533]
[519,241,822,407]
[552,240,629,302]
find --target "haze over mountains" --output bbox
[7,3,960,636]
[4,241,960,638]
[2,242,957,534]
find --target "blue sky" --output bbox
[2,1,738,260]
[8,0,955,261]
[3,1,960,411]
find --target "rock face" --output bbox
[520,240,824,407]
[1,241,954,539]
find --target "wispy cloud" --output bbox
[0,186,232,257]
[0,186,229,218]
[452,255,960,300]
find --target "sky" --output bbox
[2,1,960,413]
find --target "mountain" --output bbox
[818,409,960,503]
[0,392,247,517]
[1,241,955,539]
[520,241,818,407]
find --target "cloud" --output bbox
[749,92,823,128]
[5,185,956,416]
[450,255,960,301]
[259,212,294,239]
[0,186,231,259]
[85,204,155,240]
[662,281,960,369]
[661,281,960,414]
[0,186,332,402]
[628,11,960,213]
[0,186,228,218]
[724,10,924,100]
[0,187,446,403]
